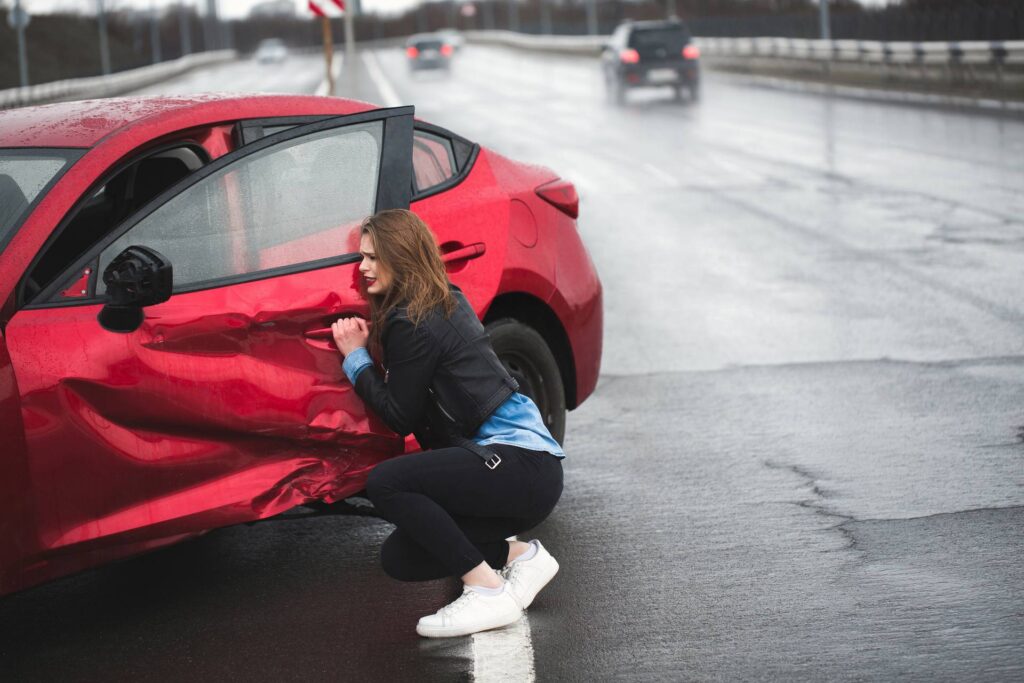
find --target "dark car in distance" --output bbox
[406,33,455,72]
[601,19,701,104]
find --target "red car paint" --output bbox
[0,94,602,596]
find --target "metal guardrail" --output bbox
[698,37,1024,66]
[465,30,1024,67]
[0,50,237,111]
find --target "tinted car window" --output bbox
[629,28,690,54]
[412,131,456,193]
[413,40,444,50]
[97,121,383,291]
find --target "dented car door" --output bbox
[3,109,414,581]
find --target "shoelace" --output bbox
[438,589,479,618]
[502,563,521,583]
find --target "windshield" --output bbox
[1,150,79,251]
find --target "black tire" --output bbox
[486,318,566,445]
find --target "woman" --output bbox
[331,209,565,639]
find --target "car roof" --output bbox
[408,33,445,43]
[0,94,378,149]
[626,19,688,32]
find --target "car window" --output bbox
[0,151,76,248]
[629,28,690,52]
[29,145,206,300]
[412,130,456,194]
[96,120,383,292]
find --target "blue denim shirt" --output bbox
[343,347,565,458]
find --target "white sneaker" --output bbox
[502,540,559,609]
[416,586,522,638]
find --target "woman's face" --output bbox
[359,232,391,295]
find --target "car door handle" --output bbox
[442,243,486,264]
[304,327,334,340]
[304,314,367,341]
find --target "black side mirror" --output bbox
[98,245,173,333]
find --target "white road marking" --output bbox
[643,162,680,187]
[362,50,402,107]
[471,616,536,683]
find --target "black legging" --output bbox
[365,443,564,581]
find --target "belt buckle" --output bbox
[484,453,502,470]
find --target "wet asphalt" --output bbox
[1,47,1022,681]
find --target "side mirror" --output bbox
[98,245,173,333]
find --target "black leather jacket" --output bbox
[354,286,518,448]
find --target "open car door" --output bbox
[4,108,414,587]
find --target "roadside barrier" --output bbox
[0,50,237,111]
[464,30,1024,93]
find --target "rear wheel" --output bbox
[486,318,566,445]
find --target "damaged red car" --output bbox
[0,94,602,596]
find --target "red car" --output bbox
[0,94,602,596]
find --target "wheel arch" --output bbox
[484,292,578,410]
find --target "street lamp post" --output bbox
[97,0,112,75]
[585,0,598,36]
[150,1,162,64]
[819,0,831,41]
[540,0,552,35]
[11,0,30,86]
[179,2,192,56]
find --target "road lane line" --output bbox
[362,50,402,107]
[471,615,536,682]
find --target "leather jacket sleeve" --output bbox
[353,316,441,437]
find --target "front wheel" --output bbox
[486,318,566,445]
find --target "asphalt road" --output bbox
[1,47,1022,681]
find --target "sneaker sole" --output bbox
[416,611,522,639]
[519,557,559,609]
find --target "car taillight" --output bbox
[441,44,454,57]
[619,48,640,64]
[682,45,700,59]
[406,46,419,58]
[535,178,579,219]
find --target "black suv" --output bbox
[600,20,700,104]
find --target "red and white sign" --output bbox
[308,0,345,17]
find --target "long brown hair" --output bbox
[361,209,456,355]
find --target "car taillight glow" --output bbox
[406,46,419,58]
[441,44,454,57]
[535,178,579,219]
[619,48,640,64]
[682,45,700,59]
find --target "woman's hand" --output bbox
[331,317,369,356]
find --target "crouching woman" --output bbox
[330,209,565,638]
